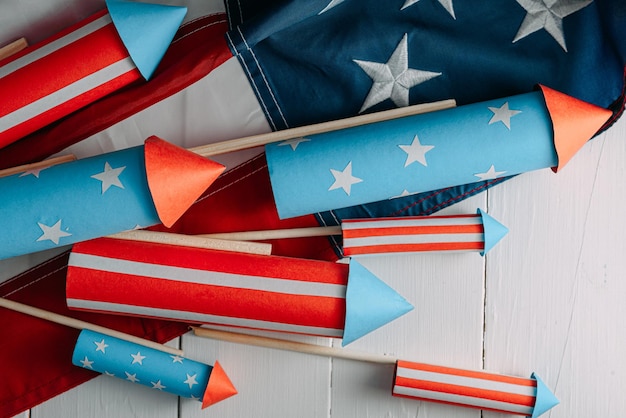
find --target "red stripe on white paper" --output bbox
[393,360,536,415]
[66,238,347,337]
[342,215,485,256]
[0,10,141,147]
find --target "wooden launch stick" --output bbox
[189,99,456,158]
[0,154,76,178]
[0,37,28,61]
[0,297,183,356]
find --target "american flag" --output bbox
[72,329,237,408]
[66,237,413,344]
[0,0,185,148]
[393,360,559,416]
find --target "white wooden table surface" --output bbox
[2,1,626,417]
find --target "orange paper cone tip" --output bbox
[144,136,225,227]
[202,361,238,408]
[539,85,613,173]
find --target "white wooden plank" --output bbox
[329,194,487,417]
[484,116,626,418]
[179,331,332,418]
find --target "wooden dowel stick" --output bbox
[199,225,342,241]
[0,297,183,356]
[0,37,28,61]
[190,99,455,158]
[191,327,396,365]
[109,230,272,255]
[0,154,76,178]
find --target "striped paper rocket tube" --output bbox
[72,329,237,408]
[0,0,187,148]
[393,360,559,417]
[341,209,508,257]
[0,136,224,260]
[66,237,414,346]
[265,85,612,219]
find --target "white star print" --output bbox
[104,371,116,377]
[399,135,435,167]
[184,373,199,389]
[80,356,94,369]
[354,33,441,113]
[401,0,455,18]
[513,0,593,52]
[474,165,507,181]
[278,137,311,151]
[131,351,146,365]
[19,167,48,178]
[125,372,140,383]
[36,219,72,245]
[329,161,363,195]
[91,162,126,194]
[94,339,108,353]
[151,380,167,390]
[319,0,345,14]
[171,355,184,364]
[488,102,522,129]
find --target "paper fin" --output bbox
[144,136,225,228]
[202,361,237,408]
[530,372,559,417]
[539,85,612,173]
[106,0,187,80]
[342,259,413,346]
[478,209,508,256]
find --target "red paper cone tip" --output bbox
[539,85,613,173]
[202,361,238,408]
[144,136,225,227]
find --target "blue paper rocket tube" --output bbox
[265,86,612,219]
[72,329,237,408]
[0,136,225,260]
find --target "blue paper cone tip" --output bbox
[531,372,559,417]
[478,209,508,256]
[106,0,187,80]
[342,259,414,346]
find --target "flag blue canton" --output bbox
[72,329,211,400]
[226,0,625,232]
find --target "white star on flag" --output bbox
[125,372,140,383]
[354,33,441,112]
[474,165,507,180]
[131,351,146,365]
[488,102,522,129]
[80,356,94,369]
[19,166,50,178]
[184,373,199,389]
[513,0,593,52]
[151,380,167,390]
[91,162,126,194]
[329,161,362,195]
[36,219,72,245]
[94,339,108,353]
[278,137,311,151]
[319,0,345,14]
[399,135,435,167]
[170,355,184,364]
[401,0,455,18]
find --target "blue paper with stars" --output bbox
[72,329,211,401]
[266,91,555,219]
[0,146,159,260]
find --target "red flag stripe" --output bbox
[343,224,483,237]
[396,361,535,386]
[0,11,141,147]
[345,242,484,255]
